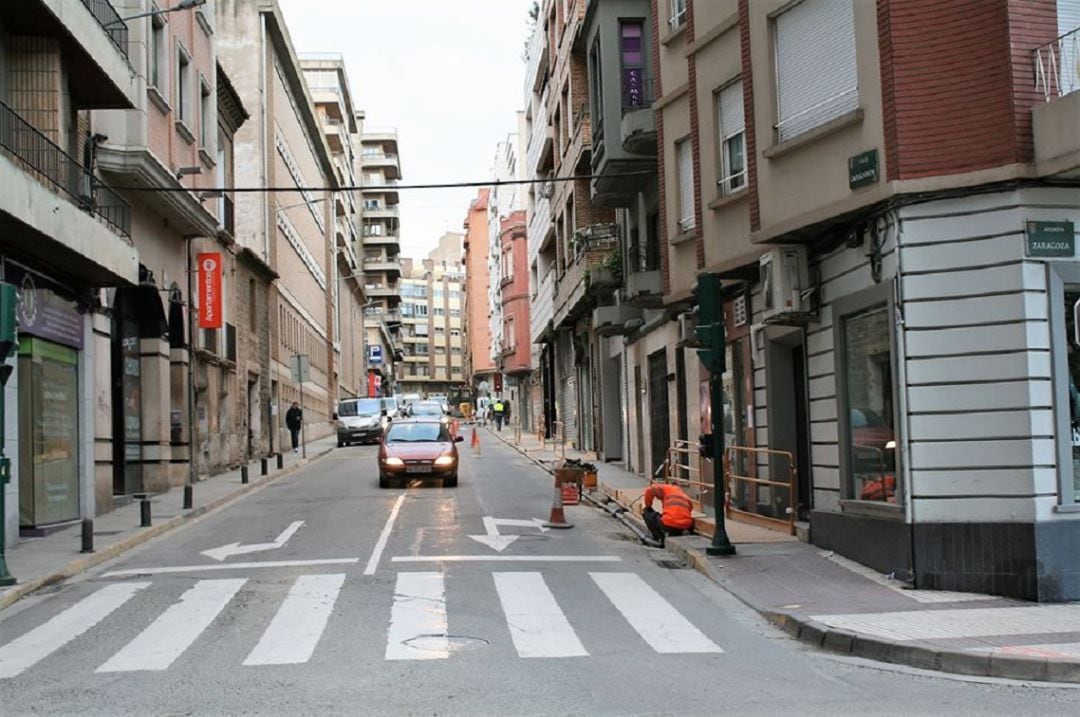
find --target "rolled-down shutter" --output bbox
[775,0,858,142]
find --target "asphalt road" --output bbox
[2,433,1080,716]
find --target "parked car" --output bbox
[335,397,386,447]
[378,418,464,488]
[380,396,401,419]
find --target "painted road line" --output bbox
[244,574,346,666]
[97,579,246,672]
[0,582,151,679]
[365,492,407,575]
[591,572,723,654]
[391,555,622,564]
[385,572,448,661]
[493,572,587,658]
[103,558,359,577]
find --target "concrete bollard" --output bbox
[140,498,152,528]
[241,465,249,484]
[261,457,269,476]
[183,484,193,510]
[276,453,284,470]
[80,518,94,554]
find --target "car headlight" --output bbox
[433,455,456,467]
[383,457,405,467]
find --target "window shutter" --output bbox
[775,0,858,142]
[1060,0,1080,34]
[677,139,694,230]
[1059,1,1080,95]
[719,81,744,138]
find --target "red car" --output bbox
[378,418,464,488]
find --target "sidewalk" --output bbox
[489,425,1080,684]
[0,435,338,611]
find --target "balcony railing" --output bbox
[81,0,129,58]
[0,101,131,237]
[1035,27,1080,99]
[622,75,655,112]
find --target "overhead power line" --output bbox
[114,169,657,194]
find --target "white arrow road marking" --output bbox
[467,516,550,553]
[0,582,151,679]
[200,521,305,561]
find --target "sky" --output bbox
[279,0,535,260]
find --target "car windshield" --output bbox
[411,403,442,415]
[382,398,398,412]
[339,399,381,417]
[385,423,448,443]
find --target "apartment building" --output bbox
[300,55,368,400]
[499,210,533,430]
[397,237,466,397]
[614,0,1080,602]
[0,0,139,543]
[463,189,496,395]
[217,0,339,452]
[359,123,404,397]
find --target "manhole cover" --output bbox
[403,634,489,653]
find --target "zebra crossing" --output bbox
[0,571,722,678]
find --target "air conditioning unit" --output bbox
[760,246,809,323]
[677,311,699,347]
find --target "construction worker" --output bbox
[640,482,694,545]
[493,398,506,431]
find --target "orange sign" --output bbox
[197,252,223,329]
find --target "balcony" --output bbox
[361,152,401,180]
[324,121,345,154]
[592,304,642,337]
[363,254,402,276]
[364,205,399,221]
[364,282,400,298]
[591,76,656,206]
[0,100,135,284]
[1033,27,1080,177]
[1,0,138,109]
[363,233,401,251]
[621,81,657,155]
[524,19,550,96]
[361,177,399,204]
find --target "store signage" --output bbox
[848,149,879,189]
[1025,221,1075,258]
[6,264,83,349]
[197,252,223,329]
[369,344,383,365]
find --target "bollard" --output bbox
[261,457,269,476]
[241,465,249,484]
[140,498,152,528]
[80,518,94,554]
[276,452,284,470]
[183,484,193,510]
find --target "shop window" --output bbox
[835,286,899,506]
[1049,262,1080,506]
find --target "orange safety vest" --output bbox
[642,484,694,530]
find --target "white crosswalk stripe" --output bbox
[97,579,246,673]
[0,570,722,675]
[0,582,150,679]
[244,573,346,666]
[590,572,723,654]
[493,572,588,658]
[385,572,448,661]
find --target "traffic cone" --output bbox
[471,427,481,456]
[543,475,574,529]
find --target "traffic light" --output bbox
[0,283,16,364]
[695,273,725,374]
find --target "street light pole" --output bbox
[106,0,207,27]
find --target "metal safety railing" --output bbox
[724,446,797,536]
[0,101,131,237]
[81,0,129,58]
[1035,27,1080,100]
[661,440,713,511]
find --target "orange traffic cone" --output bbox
[471,427,481,456]
[543,475,574,529]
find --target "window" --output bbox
[363,199,380,210]
[450,309,461,318]
[177,45,192,125]
[620,21,647,110]
[199,79,212,148]
[450,330,461,338]
[415,323,429,336]
[435,346,446,355]
[434,308,445,317]
[150,12,166,92]
[716,81,745,195]
[415,343,429,356]
[774,0,858,142]
[669,0,687,30]
[836,291,898,505]
[589,39,604,135]
[676,138,695,232]
[504,318,516,350]
[501,250,513,280]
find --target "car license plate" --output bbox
[406,465,432,474]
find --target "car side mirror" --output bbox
[454,436,464,443]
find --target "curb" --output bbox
[488,431,1080,685]
[0,446,335,611]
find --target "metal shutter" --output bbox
[775,0,858,142]
[677,139,694,230]
[719,81,744,138]
[1060,0,1080,33]
[1060,1,1080,95]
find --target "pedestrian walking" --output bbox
[285,401,303,453]
[493,399,505,431]
[640,482,694,546]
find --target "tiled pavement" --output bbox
[489,422,1080,684]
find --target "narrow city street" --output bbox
[0,434,1078,716]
